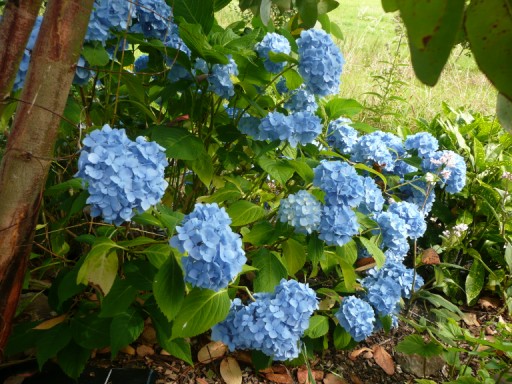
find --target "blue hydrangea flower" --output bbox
[279,190,322,234]
[297,29,344,96]
[164,28,192,82]
[85,0,136,44]
[362,277,402,317]
[288,112,322,148]
[135,0,173,41]
[387,201,426,239]
[365,260,424,299]
[318,205,360,247]
[257,112,292,142]
[374,211,409,253]
[170,203,246,292]
[351,132,395,172]
[284,87,318,113]
[255,32,291,74]
[73,57,94,86]
[13,16,42,92]
[422,150,466,193]
[276,77,288,94]
[76,125,168,225]
[399,177,436,215]
[335,296,375,342]
[327,118,358,154]
[405,132,439,158]
[384,246,409,263]
[313,161,365,207]
[211,279,318,361]
[134,55,150,73]
[357,177,385,215]
[238,115,261,137]
[209,56,239,99]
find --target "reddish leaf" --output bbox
[197,341,228,363]
[296,366,324,383]
[264,373,293,384]
[421,248,440,265]
[372,345,395,375]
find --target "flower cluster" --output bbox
[13,17,42,92]
[278,190,322,234]
[297,29,344,96]
[387,201,426,239]
[76,125,168,225]
[255,32,291,74]
[365,260,424,299]
[318,205,360,246]
[85,0,135,44]
[73,57,94,86]
[358,177,385,215]
[313,161,364,207]
[284,87,318,114]
[327,118,358,154]
[442,223,469,239]
[170,203,246,291]
[404,132,438,158]
[335,296,375,342]
[195,56,239,99]
[374,212,409,262]
[211,279,318,360]
[422,150,466,193]
[135,0,173,40]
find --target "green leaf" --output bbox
[76,238,121,295]
[398,0,465,85]
[324,98,363,119]
[81,44,110,66]
[307,233,324,265]
[178,21,228,64]
[305,315,329,338]
[152,126,206,160]
[173,0,214,34]
[124,260,157,291]
[131,211,163,227]
[252,249,288,292]
[57,341,91,379]
[382,0,398,12]
[318,0,339,15]
[290,159,314,183]
[396,334,443,357]
[166,338,193,365]
[201,184,241,204]
[99,278,137,318]
[187,152,214,187]
[466,0,512,100]
[71,314,111,350]
[120,72,146,103]
[260,0,272,25]
[268,51,298,65]
[317,14,331,34]
[153,255,185,321]
[336,241,358,290]
[243,221,277,246]
[36,323,72,370]
[472,137,486,172]
[110,307,145,358]
[172,288,230,339]
[358,237,385,267]
[505,243,512,272]
[465,259,485,306]
[226,200,266,226]
[330,21,344,40]
[297,0,318,28]
[333,325,353,349]
[416,291,464,316]
[117,237,157,248]
[257,156,295,186]
[144,244,172,269]
[498,93,512,133]
[282,238,306,275]
[44,178,83,196]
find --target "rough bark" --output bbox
[0,0,94,360]
[0,0,44,111]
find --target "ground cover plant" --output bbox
[0,0,511,383]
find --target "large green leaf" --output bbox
[81,44,110,66]
[466,0,512,100]
[252,249,288,292]
[257,156,295,186]
[153,255,185,321]
[336,241,358,290]
[144,244,172,269]
[324,98,363,119]
[297,0,318,28]
[152,126,206,160]
[187,152,214,187]
[172,288,230,339]
[57,341,91,379]
[282,238,306,275]
[396,334,443,357]
[178,21,228,64]
[110,307,145,358]
[36,323,72,370]
[71,314,111,350]
[243,221,277,245]
[166,338,193,366]
[99,278,137,318]
[226,200,266,226]
[465,259,485,306]
[173,0,214,34]
[498,93,512,133]
[398,0,464,85]
[304,315,329,339]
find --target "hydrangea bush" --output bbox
[5,1,471,379]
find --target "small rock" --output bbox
[136,344,155,357]
[396,353,445,377]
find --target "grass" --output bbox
[217,0,497,130]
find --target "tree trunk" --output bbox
[0,0,44,114]
[0,0,94,360]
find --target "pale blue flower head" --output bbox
[288,112,322,148]
[73,57,94,86]
[134,55,150,73]
[255,32,291,73]
[422,150,466,194]
[238,115,261,138]
[405,132,439,158]
[374,211,409,253]
[388,201,426,239]
[258,112,292,142]
[399,177,436,215]
[327,118,358,154]
[313,161,365,207]
[209,56,239,99]
[335,296,375,342]
[357,177,385,215]
[319,205,360,247]
[85,0,135,44]
[362,277,402,317]
[14,17,42,91]
[284,86,318,114]
[279,190,322,234]
[366,260,424,299]
[351,133,395,172]
[297,29,344,96]
[135,0,173,40]
[76,125,168,225]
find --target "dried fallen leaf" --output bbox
[372,345,395,375]
[355,257,376,272]
[297,367,324,383]
[323,372,348,384]
[4,375,26,384]
[261,366,288,374]
[264,373,294,384]
[120,345,136,355]
[478,296,501,310]
[33,314,67,330]
[197,341,228,363]
[220,357,242,384]
[461,312,480,327]
[136,344,155,357]
[234,350,252,364]
[349,373,364,384]
[421,248,440,265]
[196,379,208,384]
[349,347,372,361]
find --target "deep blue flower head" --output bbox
[211,279,318,360]
[366,260,424,299]
[76,125,168,225]
[327,118,358,154]
[399,177,436,215]
[209,56,239,99]
[313,161,365,207]
[170,203,246,291]
[279,190,322,234]
[319,205,360,247]
[276,77,288,94]
[255,32,291,73]
[85,0,136,44]
[14,16,42,92]
[284,87,318,114]
[374,211,409,253]
[288,112,322,148]
[258,112,292,142]
[238,115,261,138]
[358,177,385,215]
[405,132,438,158]
[134,55,150,73]
[164,28,193,82]
[351,132,395,172]
[362,276,401,316]
[335,296,375,342]
[73,57,94,86]
[297,29,344,96]
[135,0,173,40]
[387,201,426,239]
[422,150,466,194]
